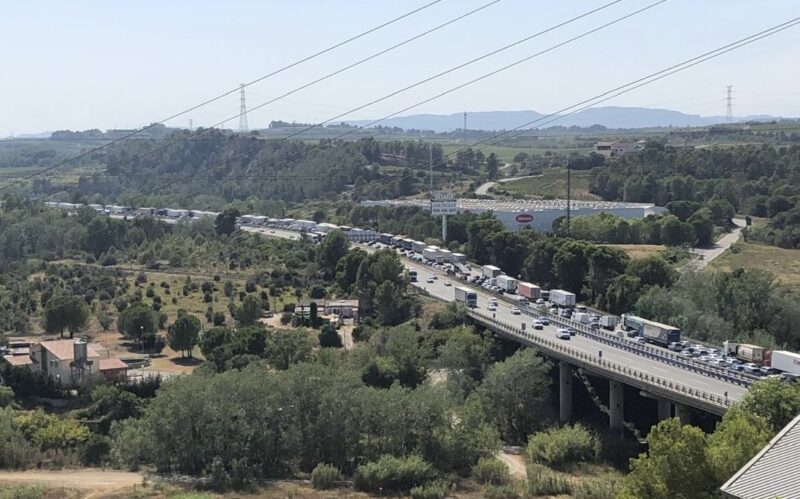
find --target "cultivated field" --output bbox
[496,168,599,200]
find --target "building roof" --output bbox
[99,358,129,371]
[360,198,655,213]
[720,414,800,499]
[324,300,359,308]
[3,355,33,366]
[37,340,99,361]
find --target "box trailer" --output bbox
[496,275,518,293]
[438,249,452,263]
[550,289,576,307]
[451,253,467,264]
[412,241,427,253]
[517,282,541,300]
[642,321,681,347]
[769,350,800,375]
[737,344,766,363]
[455,287,478,308]
[574,312,591,324]
[422,248,439,261]
[482,265,502,279]
[599,316,618,330]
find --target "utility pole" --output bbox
[189,119,193,131]
[239,83,249,133]
[726,85,733,123]
[429,144,434,196]
[566,158,572,236]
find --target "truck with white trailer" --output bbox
[422,247,439,261]
[549,289,576,308]
[769,350,800,375]
[517,282,541,300]
[451,253,467,264]
[574,312,591,324]
[737,344,766,363]
[496,275,518,293]
[482,265,502,279]
[599,315,618,330]
[454,287,478,308]
[412,241,427,253]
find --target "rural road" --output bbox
[0,469,143,494]
[685,217,746,271]
[475,174,541,196]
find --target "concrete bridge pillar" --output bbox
[559,361,573,423]
[675,403,691,425]
[657,399,673,420]
[609,380,624,433]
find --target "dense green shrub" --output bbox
[354,455,435,494]
[310,463,343,490]
[409,479,450,499]
[572,476,622,499]
[483,483,520,499]
[527,424,600,468]
[526,463,571,496]
[472,456,509,485]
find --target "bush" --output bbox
[0,484,46,499]
[318,324,343,348]
[213,312,226,326]
[280,312,292,325]
[484,483,520,499]
[145,287,156,298]
[0,386,15,408]
[410,479,450,499]
[354,455,436,494]
[526,463,571,496]
[203,291,213,303]
[527,424,600,468]
[245,280,257,293]
[572,476,622,499]
[472,456,509,485]
[311,463,343,490]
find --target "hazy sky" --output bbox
[2,0,799,136]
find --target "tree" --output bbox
[117,304,159,345]
[43,293,90,339]
[706,411,771,485]
[318,324,343,348]
[486,152,499,180]
[266,328,313,369]
[335,248,367,293]
[214,208,240,236]
[309,302,319,328]
[317,230,349,280]
[236,294,262,326]
[688,208,715,247]
[619,418,715,499]
[166,313,201,358]
[730,377,800,433]
[477,348,551,444]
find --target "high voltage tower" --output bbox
[239,83,249,133]
[726,84,733,122]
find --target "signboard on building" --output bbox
[516,213,533,223]
[430,191,457,216]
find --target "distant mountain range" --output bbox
[346,106,789,132]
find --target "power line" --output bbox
[13,0,500,197]
[0,0,444,193]
[328,0,665,141]
[272,0,629,141]
[29,15,800,319]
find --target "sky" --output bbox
[1,0,800,136]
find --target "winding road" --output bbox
[684,217,746,271]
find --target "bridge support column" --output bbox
[609,381,624,433]
[657,400,672,420]
[675,403,691,425]
[559,361,573,423]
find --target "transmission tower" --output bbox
[463,111,467,140]
[239,83,249,133]
[726,85,733,123]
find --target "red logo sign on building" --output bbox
[516,213,533,223]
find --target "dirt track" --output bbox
[0,469,143,496]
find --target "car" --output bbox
[781,372,799,382]
[538,317,549,325]
[636,337,647,344]
[668,342,682,351]
[698,355,710,363]
[510,307,521,315]
[425,277,434,284]
[742,363,760,374]
[728,364,744,372]
[576,305,588,313]
[487,304,497,311]
[567,327,576,336]
[535,298,545,305]
[626,330,638,338]
[444,281,452,287]
[761,366,780,376]
[430,274,437,280]
[679,350,693,358]
[533,321,544,330]
[556,328,571,340]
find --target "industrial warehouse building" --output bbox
[361,198,664,232]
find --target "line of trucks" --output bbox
[723,342,800,377]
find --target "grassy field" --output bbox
[604,244,666,260]
[440,143,591,164]
[496,168,599,200]
[708,242,800,291]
